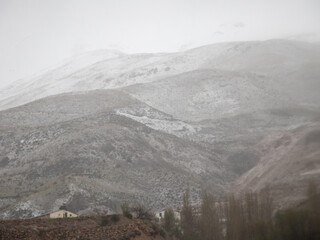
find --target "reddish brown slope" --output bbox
[0,216,165,240]
[233,124,320,209]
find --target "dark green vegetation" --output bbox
[121,202,133,219]
[174,181,320,240]
[97,214,120,226]
[95,181,320,240]
[162,209,182,239]
[0,215,164,240]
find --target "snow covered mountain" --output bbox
[1,40,319,115]
[0,39,319,218]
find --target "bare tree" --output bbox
[259,185,273,223]
[224,194,244,240]
[181,189,198,240]
[163,208,176,232]
[200,191,223,240]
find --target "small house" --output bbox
[49,209,77,218]
[34,205,78,219]
[155,209,180,220]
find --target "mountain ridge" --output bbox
[1,39,319,112]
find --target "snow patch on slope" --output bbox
[1,200,42,219]
[115,107,201,138]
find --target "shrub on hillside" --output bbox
[121,202,133,219]
[98,215,109,226]
[110,214,120,223]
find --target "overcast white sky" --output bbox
[0,0,319,89]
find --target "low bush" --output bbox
[110,214,120,223]
[121,203,133,219]
[159,228,166,238]
[98,215,109,226]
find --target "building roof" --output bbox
[33,209,77,218]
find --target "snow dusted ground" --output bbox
[0,90,229,219]
[1,200,43,219]
[0,49,123,97]
[0,51,177,110]
[115,107,200,138]
[1,40,319,113]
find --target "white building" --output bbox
[34,205,78,219]
[49,209,78,218]
[155,209,181,220]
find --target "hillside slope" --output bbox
[122,69,293,121]
[0,90,229,219]
[0,215,164,240]
[232,124,320,208]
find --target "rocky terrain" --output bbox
[0,215,164,240]
[0,39,319,219]
[0,90,229,219]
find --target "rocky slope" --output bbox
[122,69,293,121]
[0,215,164,240]
[232,124,320,209]
[0,90,229,219]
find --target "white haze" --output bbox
[0,0,319,89]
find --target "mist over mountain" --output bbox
[1,40,319,113]
[0,39,319,219]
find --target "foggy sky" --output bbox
[0,0,319,89]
